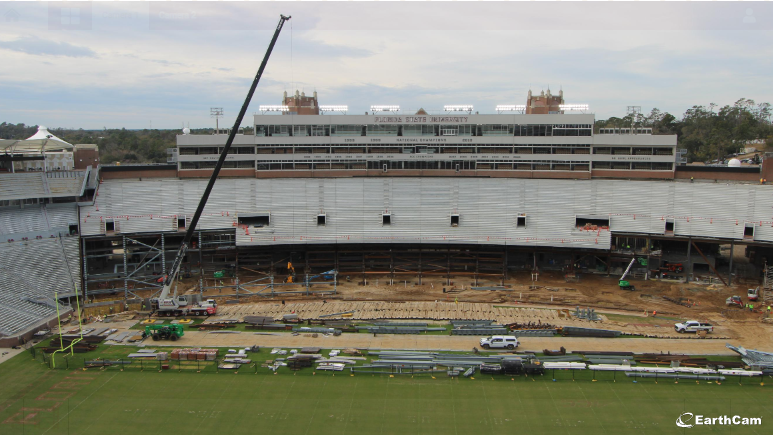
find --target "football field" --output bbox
[1,349,771,435]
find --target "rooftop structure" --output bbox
[176,91,678,179]
[526,88,564,114]
[283,89,319,115]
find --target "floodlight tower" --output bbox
[627,106,641,133]
[211,107,224,134]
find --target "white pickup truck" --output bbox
[479,335,519,350]
[674,320,714,333]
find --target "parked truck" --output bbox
[674,320,713,334]
[154,296,217,317]
[479,335,519,350]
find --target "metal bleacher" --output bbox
[0,170,86,201]
[0,217,80,337]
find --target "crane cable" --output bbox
[290,18,294,94]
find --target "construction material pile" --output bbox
[727,343,773,371]
[170,348,219,361]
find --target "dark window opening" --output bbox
[238,214,270,227]
[68,223,78,235]
[744,225,754,237]
[382,214,391,225]
[517,216,526,228]
[451,214,460,227]
[105,220,115,232]
[665,221,674,232]
[177,216,186,230]
[575,216,610,229]
[317,214,326,226]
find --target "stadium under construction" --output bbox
[2,99,773,346]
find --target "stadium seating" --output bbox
[0,171,86,201]
[0,204,77,235]
[0,236,80,337]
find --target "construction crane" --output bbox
[151,14,291,316]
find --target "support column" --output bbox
[686,238,692,283]
[475,252,479,287]
[503,248,508,285]
[728,241,734,285]
[447,247,451,286]
[390,249,395,286]
[122,235,128,299]
[418,249,422,285]
[235,245,240,298]
[81,237,88,300]
[198,232,203,299]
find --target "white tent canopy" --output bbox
[0,126,74,153]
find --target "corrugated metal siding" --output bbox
[80,178,773,249]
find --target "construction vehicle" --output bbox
[305,269,336,286]
[674,320,713,334]
[149,15,291,316]
[143,324,184,341]
[660,262,684,274]
[726,295,743,307]
[618,258,637,291]
[748,287,760,301]
[286,262,296,283]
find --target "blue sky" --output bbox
[1,1,772,129]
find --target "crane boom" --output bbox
[155,14,291,309]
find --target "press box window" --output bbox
[516,216,526,228]
[105,219,115,232]
[238,214,270,227]
[575,215,609,229]
[450,214,460,227]
[382,213,392,225]
[177,216,186,230]
[744,224,754,237]
[665,220,675,233]
[68,223,79,235]
[317,214,326,226]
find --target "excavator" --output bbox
[286,262,296,283]
[150,15,291,316]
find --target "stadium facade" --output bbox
[2,95,773,344]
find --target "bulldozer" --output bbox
[143,324,184,341]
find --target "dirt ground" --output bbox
[97,265,773,352]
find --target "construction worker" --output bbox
[767,305,771,314]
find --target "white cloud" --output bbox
[0,1,772,128]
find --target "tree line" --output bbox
[2,99,771,164]
[595,98,772,163]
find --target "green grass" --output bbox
[1,347,771,435]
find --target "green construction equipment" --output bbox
[619,280,636,291]
[143,324,184,341]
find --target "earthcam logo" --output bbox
[676,412,761,428]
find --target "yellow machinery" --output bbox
[286,262,296,283]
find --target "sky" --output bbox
[1,1,772,130]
